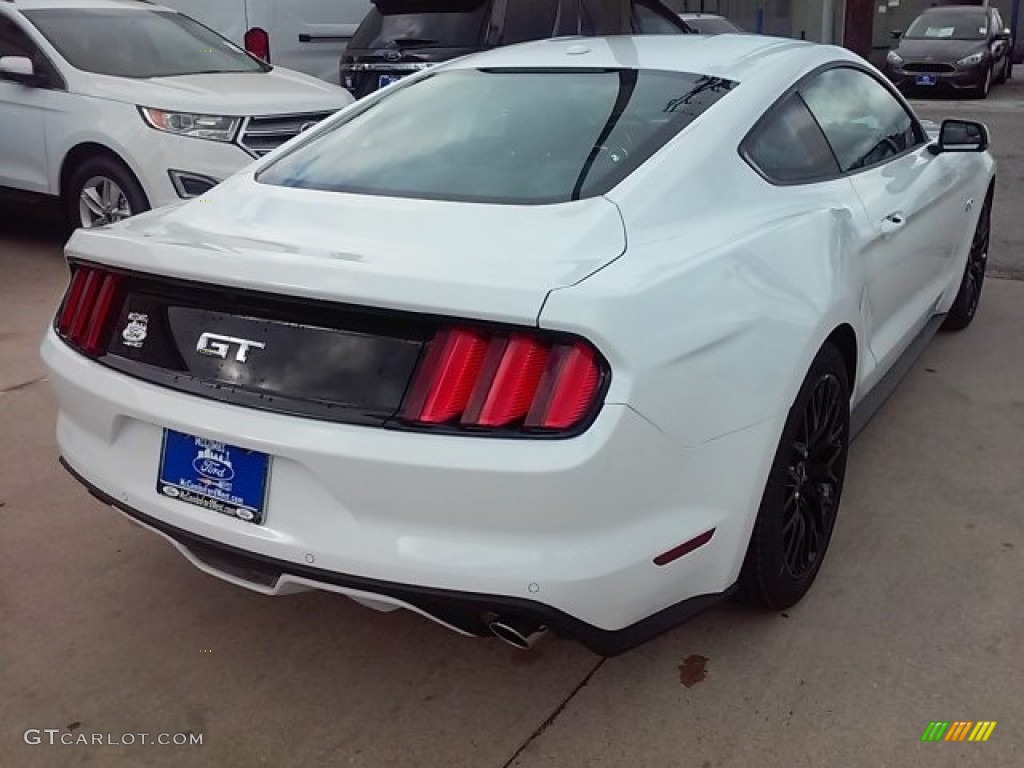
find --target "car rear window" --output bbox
[23,8,266,78]
[258,68,736,205]
[350,0,491,50]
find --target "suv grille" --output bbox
[239,111,335,157]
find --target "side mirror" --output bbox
[0,56,40,85]
[889,29,902,40]
[929,119,990,155]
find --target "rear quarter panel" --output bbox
[540,144,868,450]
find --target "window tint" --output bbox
[743,93,840,183]
[0,17,35,58]
[0,17,60,86]
[633,2,685,34]
[350,0,490,50]
[500,0,558,44]
[24,9,265,78]
[259,68,736,205]
[800,68,920,172]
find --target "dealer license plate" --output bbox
[157,430,270,524]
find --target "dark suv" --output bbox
[340,0,692,98]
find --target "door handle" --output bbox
[880,213,906,236]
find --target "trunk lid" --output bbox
[72,173,627,324]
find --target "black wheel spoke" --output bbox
[783,372,847,579]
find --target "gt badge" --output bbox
[196,332,266,363]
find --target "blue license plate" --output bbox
[157,430,270,524]
[378,73,404,88]
[915,75,938,86]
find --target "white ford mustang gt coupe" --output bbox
[41,34,995,655]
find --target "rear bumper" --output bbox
[43,327,781,652]
[60,458,731,656]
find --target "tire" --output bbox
[941,189,992,332]
[995,56,1009,84]
[65,154,149,230]
[974,65,992,98]
[739,343,850,610]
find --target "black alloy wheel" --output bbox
[739,343,850,610]
[941,190,992,332]
[781,372,846,580]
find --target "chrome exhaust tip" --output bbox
[487,617,546,650]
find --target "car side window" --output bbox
[0,16,60,87]
[800,67,922,173]
[633,1,685,34]
[0,16,35,58]
[500,0,559,43]
[742,92,841,184]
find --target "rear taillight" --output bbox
[401,327,606,435]
[244,27,270,62]
[56,266,123,356]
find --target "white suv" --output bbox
[0,0,353,228]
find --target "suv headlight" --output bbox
[957,52,986,67]
[139,108,241,142]
[886,51,904,66]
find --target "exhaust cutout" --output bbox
[488,617,546,650]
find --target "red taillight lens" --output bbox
[525,343,600,431]
[401,328,604,435]
[244,27,270,62]
[402,329,488,424]
[55,266,123,357]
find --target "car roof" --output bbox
[440,34,849,85]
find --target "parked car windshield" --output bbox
[23,8,268,78]
[905,11,987,41]
[351,0,491,49]
[258,68,736,205]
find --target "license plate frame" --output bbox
[157,429,271,524]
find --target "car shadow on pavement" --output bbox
[0,203,69,250]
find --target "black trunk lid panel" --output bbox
[100,271,428,425]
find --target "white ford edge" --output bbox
[0,0,352,228]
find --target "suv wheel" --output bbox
[66,155,149,230]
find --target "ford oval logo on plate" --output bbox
[193,450,235,483]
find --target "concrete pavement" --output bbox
[3,85,1024,767]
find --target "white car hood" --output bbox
[66,175,627,324]
[73,67,352,116]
